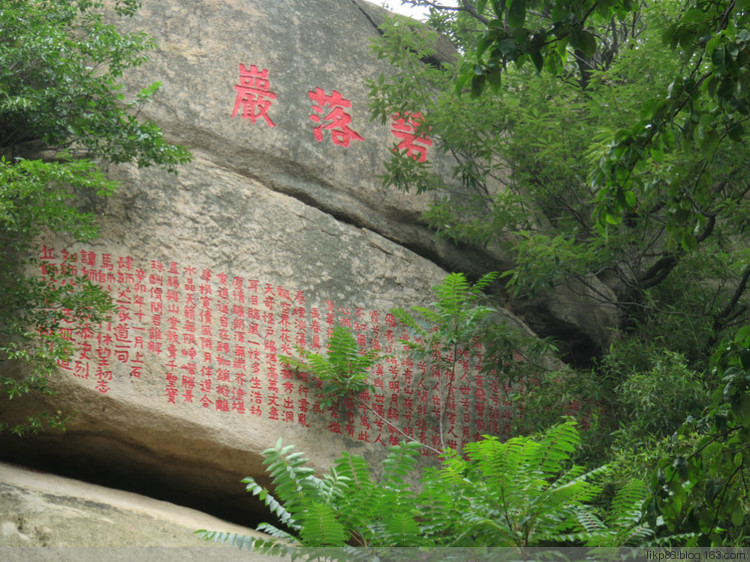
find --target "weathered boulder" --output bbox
[113,0,510,276]
[0,0,619,527]
[0,0,522,521]
[0,461,262,551]
[516,276,619,367]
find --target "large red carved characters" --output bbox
[231,64,277,127]
[391,112,433,162]
[230,63,438,161]
[307,88,364,148]
[230,64,370,148]
[41,247,511,456]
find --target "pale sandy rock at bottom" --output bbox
[0,462,273,559]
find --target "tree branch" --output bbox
[638,214,716,290]
[715,266,750,327]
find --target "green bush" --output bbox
[614,351,709,440]
[197,421,654,553]
[646,325,750,545]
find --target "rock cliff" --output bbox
[0,0,615,532]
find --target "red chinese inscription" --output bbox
[44,246,533,455]
[232,64,277,127]
[308,88,364,148]
[391,112,432,162]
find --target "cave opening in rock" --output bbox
[0,436,283,533]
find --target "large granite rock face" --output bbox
[0,0,616,527]
[114,0,510,276]
[0,0,523,521]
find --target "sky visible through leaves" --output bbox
[364,0,458,22]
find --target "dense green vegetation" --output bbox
[198,421,653,552]
[377,0,750,547]
[0,0,190,434]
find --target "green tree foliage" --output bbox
[0,0,188,167]
[368,0,750,544]
[612,351,709,441]
[371,1,750,368]
[0,0,191,434]
[647,325,750,545]
[198,421,653,553]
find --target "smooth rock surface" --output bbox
[0,461,263,550]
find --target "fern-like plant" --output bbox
[280,326,378,409]
[392,272,499,355]
[392,272,499,448]
[566,479,654,546]
[197,421,657,553]
[196,438,426,556]
[392,271,558,448]
[417,419,615,547]
[281,324,441,454]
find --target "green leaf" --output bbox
[300,503,347,546]
[736,326,750,346]
[727,121,744,141]
[624,191,637,209]
[680,7,708,25]
[531,49,543,73]
[605,212,621,225]
[455,70,472,94]
[571,28,597,57]
[508,0,527,29]
[487,68,502,91]
[699,129,720,156]
[728,506,744,528]
[471,73,486,97]
[490,0,506,17]
[680,232,697,252]
[476,34,495,59]
[712,46,726,72]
